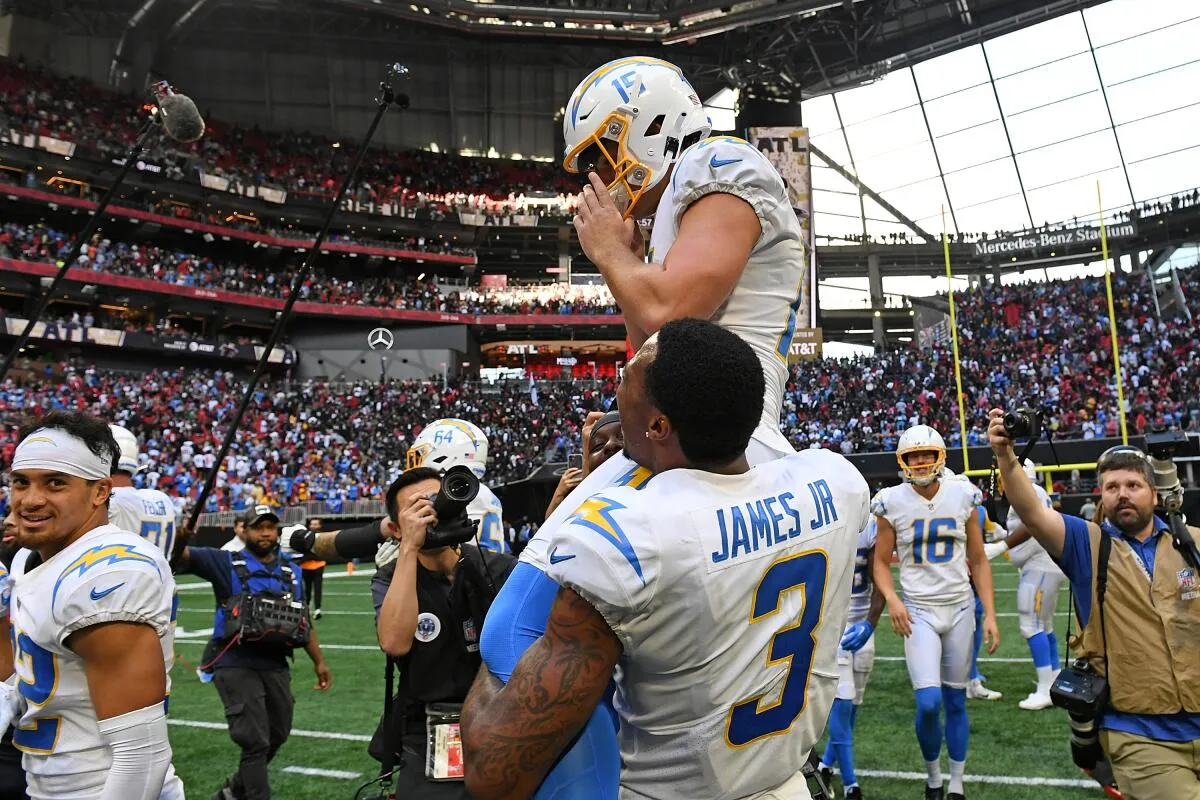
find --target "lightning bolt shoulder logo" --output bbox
[53,545,160,606]
[566,495,645,584]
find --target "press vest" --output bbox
[1075,524,1200,715]
[212,550,299,641]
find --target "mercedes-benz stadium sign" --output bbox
[367,327,394,350]
[972,222,1137,257]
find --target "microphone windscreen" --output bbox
[159,93,205,143]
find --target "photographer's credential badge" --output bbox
[1178,567,1198,601]
[416,612,441,642]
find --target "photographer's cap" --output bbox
[240,504,280,526]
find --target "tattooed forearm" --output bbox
[461,663,503,744]
[462,586,622,800]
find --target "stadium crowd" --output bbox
[0,262,1194,512]
[0,364,614,513]
[0,221,619,315]
[0,57,575,215]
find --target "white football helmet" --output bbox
[563,57,710,218]
[405,419,489,479]
[108,423,143,474]
[896,425,946,486]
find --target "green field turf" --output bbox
[166,562,1103,800]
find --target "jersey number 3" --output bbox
[726,550,828,748]
[10,630,60,753]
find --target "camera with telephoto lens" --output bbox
[1003,405,1044,439]
[422,465,480,550]
[1050,658,1110,769]
[287,465,482,558]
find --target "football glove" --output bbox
[840,620,874,652]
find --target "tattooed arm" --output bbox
[461,585,622,800]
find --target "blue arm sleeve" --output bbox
[1057,514,1095,626]
[480,561,560,682]
[478,561,621,800]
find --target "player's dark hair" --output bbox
[644,318,764,466]
[385,467,442,521]
[18,411,119,471]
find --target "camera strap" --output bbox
[1096,530,1112,681]
[379,650,411,786]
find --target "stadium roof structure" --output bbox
[32,0,1101,101]
[794,0,1200,247]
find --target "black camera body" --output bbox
[1003,405,1044,439]
[422,465,481,550]
[1051,659,1110,770]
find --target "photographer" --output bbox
[177,505,333,800]
[371,467,516,798]
[988,409,1200,800]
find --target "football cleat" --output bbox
[948,794,966,800]
[1018,690,1053,710]
[844,786,864,800]
[967,679,1002,701]
[924,787,944,800]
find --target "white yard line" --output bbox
[171,719,1094,790]
[281,766,362,780]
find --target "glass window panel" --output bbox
[922,84,999,137]
[833,71,918,126]
[875,176,947,224]
[1092,19,1200,84]
[1103,60,1200,125]
[934,120,1011,173]
[813,187,865,220]
[943,159,1023,211]
[800,95,842,139]
[1084,0,1200,48]
[1015,129,1119,189]
[855,140,941,194]
[842,106,929,162]
[1127,149,1200,201]
[953,194,1031,235]
[1024,167,1130,227]
[1005,91,1110,153]
[813,206,862,239]
[864,218,917,239]
[812,163,853,192]
[983,14,1087,79]
[993,53,1097,114]
[810,130,851,168]
[1117,104,1200,162]
[912,47,989,101]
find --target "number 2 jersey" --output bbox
[545,450,869,800]
[871,479,981,608]
[647,135,808,449]
[8,525,177,799]
[109,486,178,558]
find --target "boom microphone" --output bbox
[150,80,206,143]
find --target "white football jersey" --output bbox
[471,484,507,554]
[847,518,878,624]
[546,450,869,800]
[1006,485,1062,573]
[109,486,178,558]
[647,135,807,446]
[872,479,981,607]
[8,525,176,799]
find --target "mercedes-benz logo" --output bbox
[367,328,394,350]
